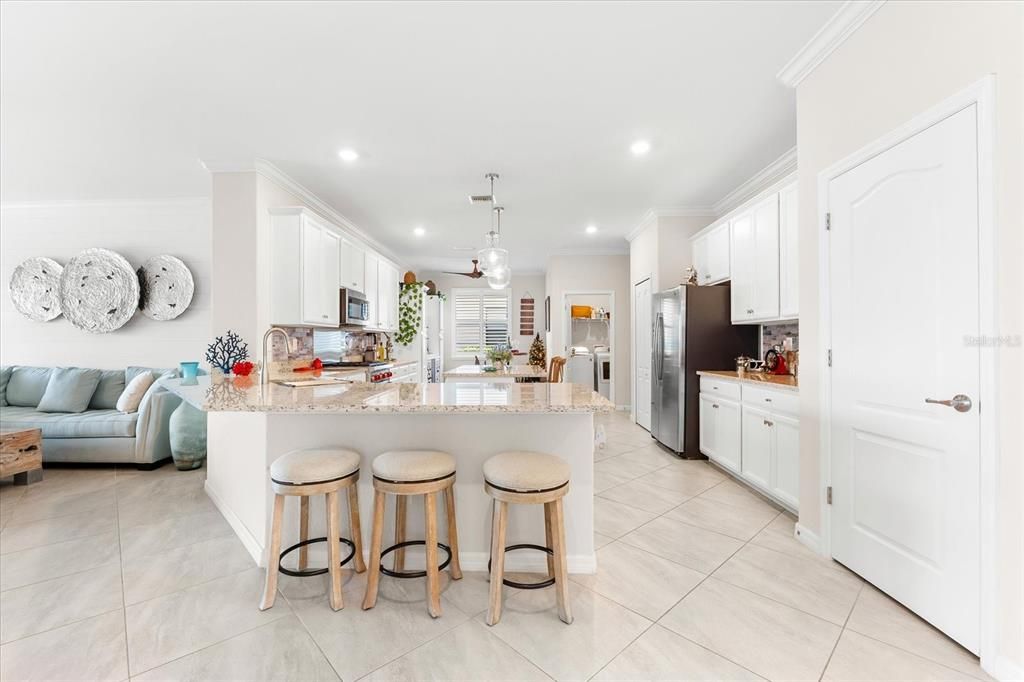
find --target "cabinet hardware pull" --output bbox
[712,404,719,409]
[765,398,772,402]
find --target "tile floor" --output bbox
[0,411,990,681]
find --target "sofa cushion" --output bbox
[89,370,126,410]
[0,366,11,407]
[126,366,174,385]
[0,406,138,438]
[6,367,51,407]
[37,367,103,413]
[117,372,155,414]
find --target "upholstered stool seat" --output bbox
[483,451,570,492]
[260,447,366,613]
[270,448,361,485]
[483,450,572,627]
[363,449,462,618]
[371,450,456,482]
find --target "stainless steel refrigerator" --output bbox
[651,285,757,456]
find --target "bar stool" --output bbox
[362,450,462,618]
[483,451,572,626]
[259,448,365,612]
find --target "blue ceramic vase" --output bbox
[169,400,207,470]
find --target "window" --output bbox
[451,288,511,356]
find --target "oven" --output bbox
[340,288,370,326]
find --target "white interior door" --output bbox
[829,104,981,653]
[634,279,652,430]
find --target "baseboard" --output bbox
[205,481,265,567]
[794,522,824,555]
[985,653,1024,682]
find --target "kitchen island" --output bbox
[443,364,548,382]
[163,377,611,575]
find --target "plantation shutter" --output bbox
[452,288,510,355]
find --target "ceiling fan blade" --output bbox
[442,271,475,277]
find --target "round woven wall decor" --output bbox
[137,255,194,321]
[9,257,64,322]
[59,248,140,333]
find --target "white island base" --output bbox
[206,411,596,574]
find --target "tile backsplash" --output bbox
[761,322,799,357]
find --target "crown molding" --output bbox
[625,206,715,242]
[548,247,629,258]
[777,1,886,88]
[0,197,209,210]
[712,147,797,217]
[200,157,404,268]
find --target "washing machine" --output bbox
[594,350,611,400]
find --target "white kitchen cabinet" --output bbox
[340,238,366,293]
[731,194,780,323]
[363,252,380,328]
[269,208,340,328]
[377,260,399,332]
[772,412,800,509]
[778,182,799,319]
[699,392,741,473]
[741,403,772,490]
[693,221,730,285]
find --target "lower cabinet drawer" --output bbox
[742,385,799,416]
[700,377,742,401]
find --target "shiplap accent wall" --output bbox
[0,199,211,370]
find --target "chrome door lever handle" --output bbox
[925,394,973,413]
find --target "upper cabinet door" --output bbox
[729,210,755,322]
[300,219,323,325]
[751,193,780,321]
[378,261,399,331]
[693,234,710,285]
[778,182,799,319]
[320,228,341,326]
[707,222,731,283]
[341,238,366,292]
[364,252,379,328]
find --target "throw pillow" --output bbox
[5,367,51,407]
[116,372,155,413]
[0,366,11,407]
[89,370,126,410]
[36,367,103,413]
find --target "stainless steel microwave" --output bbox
[340,288,370,326]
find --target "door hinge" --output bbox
[827,349,832,367]
[825,212,831,231]
[826,486,833,505]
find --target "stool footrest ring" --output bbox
[488,543,556,589]
[379,540,452,579]
[278,537,356,578]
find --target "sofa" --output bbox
[0,366,182,468]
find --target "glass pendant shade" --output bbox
[487,266,511,290]
[477,232,508,273]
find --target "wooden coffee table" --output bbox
[1,428,43,485]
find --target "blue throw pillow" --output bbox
[6,367,51,407]
[36,367,103,413]
[0,366,10,407]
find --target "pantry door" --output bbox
[828,103,981,653]
[634,278,652,430]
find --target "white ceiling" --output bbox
[0,1,838,272]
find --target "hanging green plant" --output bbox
[396,282,427,346]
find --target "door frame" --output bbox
[817,76,998,665]
[631,275,653,424]
[561,289,615,406]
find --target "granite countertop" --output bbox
[443,364,548,379]
[161,376,613,414]
[696,370,799,392]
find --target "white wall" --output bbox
[546,255,630,407]
[0,199,211,369]
[795,2,1023,673]
[419,271,545,368]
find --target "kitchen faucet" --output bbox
[262,326,291,386]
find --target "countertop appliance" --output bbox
[340,288,370,326]
[652,285,757,456]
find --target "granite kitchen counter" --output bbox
[696,370,799,391]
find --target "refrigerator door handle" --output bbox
[654,313,664,381]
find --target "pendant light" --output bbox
[484,206,510,289]
[487,266,512,290]
[476,178,509,274]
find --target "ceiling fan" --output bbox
[443,258,484,279]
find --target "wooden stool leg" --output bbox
[362,489,386,610]
[325,491,344,611]
[298,496,310,571]
[444,484,463,580]
[394,495,408,572]
[543,502,555,579]
[486,499,508,626]
[550,498,573,624]
[259,493,285,610]
[424,492,442,618]
[347,484,367,573]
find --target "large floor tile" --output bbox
[845,584,988,678]
[0,610,128,682]
[593,469,633,494]
[479,584,651,681]
[635,461,724,496]
[593,498,657,539]
[287,572,470,681]
[0,507,117,554]
[597,478,691,514]
[122,534,254,604]
[572,542,705,620]
[594,532,616,549]
[593,624,764,681]
[665,496,778,541]
[660,577,841,681]
[0,560,123,644]
[823,629,979,681]
[595,440,640,460]
[0,531,120,591]
[616,444,678,470]
[712,543,862,625]
[748,513,837,565]
[118,509,234,561]
[125,567,291,675]
[364,619,549,681]
[620,515,743,574]
[118,484,216,530]
[698,478,780,514]
[7,487,116,525]
[133,615,338,681]
[594,454,661,481]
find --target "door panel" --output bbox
[715,397,741,473]
[652,288,682,450]
[729,212,754,321]
[634,279,652,430]
[320,229,340,326]
[778,183,799,319]
[708,223,731,283]
[829,104,980,652]
[741,404,771,489]
[699,393,717,459]
[771,412,799,509]
[301,221,321,324]
[752,194,780,320]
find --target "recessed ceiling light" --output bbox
[338,148,359,162]
[630,140,651,156]
[413,226,426,237]
[586,225,598,235]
